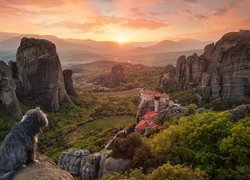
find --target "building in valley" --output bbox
[136,89,169,133]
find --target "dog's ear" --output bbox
[35,108,48,127]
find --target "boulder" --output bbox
[81,153,101,180]
[63,69,78,98]
[16,37,72,112]
[98,151,130,178]
[196,108,206,114]
[58,149,90,177]
[14,155,73,180]
[230,104,250,121]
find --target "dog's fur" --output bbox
[0,108,48,180]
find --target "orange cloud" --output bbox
[0,0,249,41]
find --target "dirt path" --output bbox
[94,88,141,96]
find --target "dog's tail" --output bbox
[0,171,15,180]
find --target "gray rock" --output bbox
[179,107,189,114]
[159,65,176,87]
[231,104,250,121]
[58,149,90,177]
[196,108,206,114]
[0,61,23,119]
[174,30,250,101]
[98,151,130,178]
[16,37,73,112]
[101,64,126,87]
[81,153,101,180]
[63,69,78,98]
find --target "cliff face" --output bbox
[102,64,126,87]
[63,69,78,98]
[165,30,250,101]
[159,64,176,87]
[0,61,23,119]
[16,37,72,112]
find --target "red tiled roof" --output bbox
[142,111,158,122]
[136,111,159,130]
[136,120,158,129]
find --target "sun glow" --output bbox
[114,36,128,44]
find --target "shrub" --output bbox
[146,163,208,180]
[170,91,197,105]
[111,133,158,171]
[106,168,145,180]
[218,117,250,179]
[188,103,198,114]
[148,111,246,178]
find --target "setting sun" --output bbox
[114,36,128,44]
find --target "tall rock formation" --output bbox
[0,61,23,119]
[170,30,250,101]
[159,64,176,87]
[102,64,126,87]
[16,37,72,112]
[63,69,78,98]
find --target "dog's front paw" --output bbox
[33,159,39,163]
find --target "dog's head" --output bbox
[22,108,49,133]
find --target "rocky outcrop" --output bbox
[58,149,130,179]
[159,64,176,87]
[16,37,72,112]
[102,64,126,87]
[166,30,250,101]
[58,149,90,177]
[98,151,130,178]
[63,69,78,98]
[157,101,189,122]
[81,153,101,180]
[0,61,22,119]
[230,104,250,121]
[14,155,73,180]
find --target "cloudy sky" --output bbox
[0,0,249,42]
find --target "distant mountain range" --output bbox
[0,31,211,67]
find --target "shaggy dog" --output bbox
[0,108,48,180]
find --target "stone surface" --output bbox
[230,104,250,121]
[16,37,72,112]
[0,61,22,119]
[58,148,131,179]
[101,64,126,87]
[98,151,130,178]
[58,149,90,177]
[63,69,78,98]
[14,155,74,180]
[157,104,189,122]
[174,30,250,101]
[159,64,176,87]
[81,153,101,180]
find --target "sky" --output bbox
[0,0,250,42]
